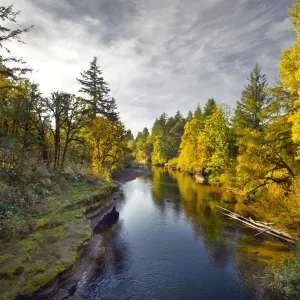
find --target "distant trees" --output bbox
[177,100,232,175]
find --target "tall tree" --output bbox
[0,5,32,81]
[232,64,270,130]
[77,57,116,119]
[46,92,69,169]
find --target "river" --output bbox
[64,167,290,300]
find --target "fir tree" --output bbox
[77,57,112,118]
[186,110,193,121]
[194,103,202,119]
[106,97,119,121]
[232,64,270,130]
[203,98,216,118]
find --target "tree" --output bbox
[279,2,300,157]
[204,105,234,174]
[77,57,116,119]
[177,118,206,173]
[46,92,69,168]
[203,98,216,118]
[232,64,270,130]
[105,97,119,121]
[0,5,32,81]
[60,95,84,168]
[86,117,128,173]
[194,103,202,119]
[186,110,193,122]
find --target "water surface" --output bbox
[70,168,289,300]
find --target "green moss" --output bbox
[0,257,25,278]
[0,180,118,299]
[29,260,50,275]
[0,255,14,264]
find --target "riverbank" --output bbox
[49,167,292,300]
[0,167,152,300]
[112,167,152,183]
[0,179,118,300]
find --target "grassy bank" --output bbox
[0,179,118,300]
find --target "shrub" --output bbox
[268,245,300,299]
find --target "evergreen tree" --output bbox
[194,103,202,119]
[0,5,32,80]
[125,129,134,140]
[203,98,216,118]
[232,64,270,130]
[77,57,115,119]
[187,110,193,121]
[106,97,119,121]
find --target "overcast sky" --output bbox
[5,0,294,135]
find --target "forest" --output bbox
[132,12,300,237]
[0,5,134,239]
[0,1,300,299]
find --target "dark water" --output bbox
[70,168,290,300]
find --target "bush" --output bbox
[268,245,300,299]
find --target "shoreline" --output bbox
[112,167,153,183]
[26,167,152,300]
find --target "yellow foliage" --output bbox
[177,119,206,172]
[280,3,300,158]
[84,117,128,175]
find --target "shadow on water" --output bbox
[93,207,120,234]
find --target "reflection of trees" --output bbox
[232,233,290,299]
[150,167,291,290]
[151,167,180,213]
[165,169,231,267]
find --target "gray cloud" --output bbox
[3,0,294,134]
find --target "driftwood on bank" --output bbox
[217,206,298,244]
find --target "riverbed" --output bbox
[58,167,290,300]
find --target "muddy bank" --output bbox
[112,167,152,183]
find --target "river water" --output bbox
[68,168,290,300]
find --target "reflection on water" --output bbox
[69,167,290,300]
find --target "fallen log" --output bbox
[217,206,298,244]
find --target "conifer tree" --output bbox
[0,5,32,80]
[194,103,202,119]
[77,57,118,119]
[203,98,216,118]
[187,110,193,121]
[106,97,119,121]
[232,64,270,130]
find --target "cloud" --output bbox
[2,0,295,135]
[266,18,292,40]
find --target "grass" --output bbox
[0,179,118,299]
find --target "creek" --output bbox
[58,167,290,300]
